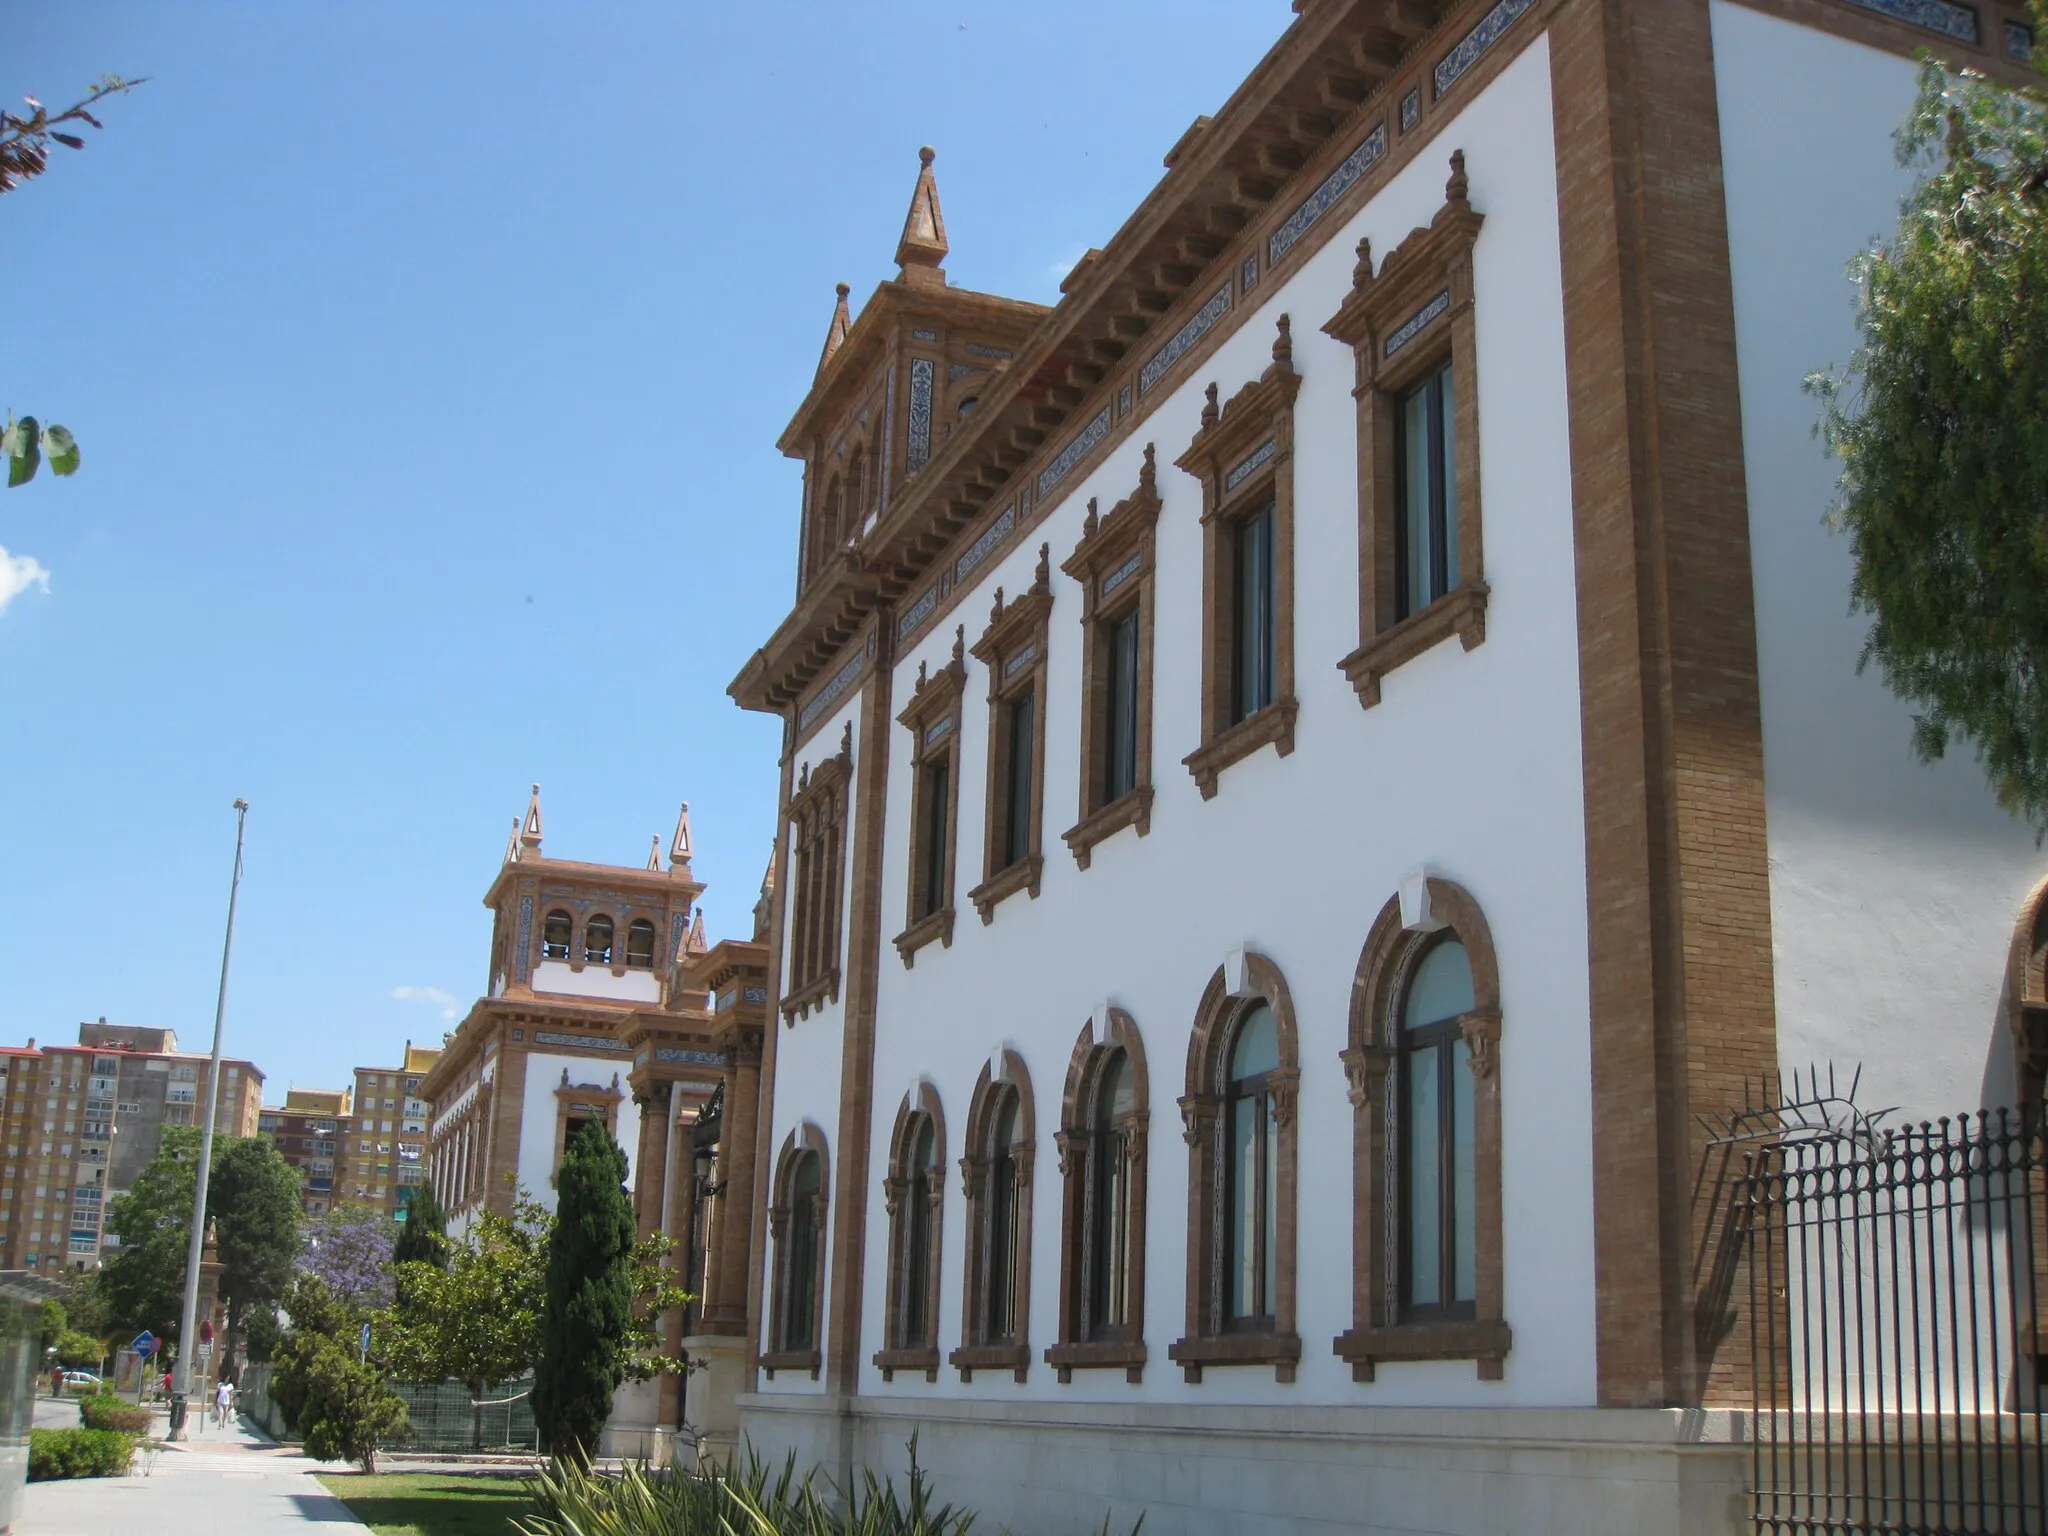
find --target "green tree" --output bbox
[533,1126,635,1466]
[53,1273,112,1345]
[209,1137,304,1373]
[392,1182,446,1270]
[1814,53,2048,826]
[271,1304,406,1474]
[51,1331,102,1368]
[37,1301,66,1354]
[99,1127,208,1341]
[380,1193,549,1449]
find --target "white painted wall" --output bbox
[1714,2,2044,1123]
[760,37,1596,1412]
[530,959,662,1005]
[515,1049,642,1214]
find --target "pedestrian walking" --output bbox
[214,1375,234,1427]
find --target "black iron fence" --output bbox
[1728,1095,2048,1534]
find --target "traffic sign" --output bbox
[358,1322,371,1362]
[132,1331,158,1358]
[197,1343,213,1365]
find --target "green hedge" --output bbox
[77,1394,153,1434]
[29,1428,136,1481]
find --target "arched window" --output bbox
[1171,954,1300,1382]
[1339,879,1508,1381]
[957,396,980,419]
[764,1125,829,1378]
[952,1050,1035,1382]
[1226,1004,1279,1328]
[625,918,656,969]
[1050,1010,1150,1382]
[542,909,572,961]
[876,1085,946,1381]
[583,914,614,965]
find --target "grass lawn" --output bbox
[315,1472,534,1536]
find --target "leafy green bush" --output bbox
[77,1393,152,1434]
[28,1428,135,1481]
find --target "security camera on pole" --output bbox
[167,799,248,1442]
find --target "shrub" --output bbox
[28,1428,135,1481]
[273,1331,407,1473]
[77,1393,152,1434]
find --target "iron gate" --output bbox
[1729,1086,2048,1534]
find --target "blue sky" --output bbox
[1,3,1292,1096]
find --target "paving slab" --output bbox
[18,1415,368,1536]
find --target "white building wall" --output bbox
[515,1049,642,1213]
[1713,1,2044,1122]
[761,36,1596,1414]
[530,960,662,1006]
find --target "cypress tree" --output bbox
[532,1122,635,1466]
[393,1181,448,1269]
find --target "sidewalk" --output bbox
[17,1410,368,1535]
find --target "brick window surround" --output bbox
[1176,315,1302,799]
[783,724,852,1023]
[1047,1007,1151,1383]
[875,1082,947,1383]
[1336,877,1510,1381]
[967,546,1053,924]
[1323,150,1488,710]
[951,1049,1036,1382]
[548,1070,622,1189]
[1170,952,1302,1382]
[762,1122,830,1380]
[1060,447,1162,870]
[894,629,967,966]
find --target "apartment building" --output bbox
[341,1043,439,1221]
[257,1086,353,1217]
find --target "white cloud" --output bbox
[0,544,50,615]
[390,985,460,1021]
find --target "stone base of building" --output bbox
[602,1377,673,1466]
[679,1334,745,1467]
[736,1394,1750,1536]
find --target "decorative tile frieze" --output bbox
[898,584,940,642]
[1401,89,1421,133]
[949,361,978,383]
[913,328,939,341]
[1141,284,1232,395]
[1037,407,1112,498]
[654,1046,724,1066]
[956,503,1016,584]
[2006,14,2032,52]
[1835,0,1978,38]
[744,984,768,1004]
[1242,254,1259,295]
[907,358,935,473]
[924,716,954,746]
[1117,383,1132,417]
[798,631,875,733]
[1269,124,1387,265]
[1225,438,1276,493]
[1101,550,1145,598]
[668,909,686,961]
[1384,290,1452,359]
[1434,0,1538,98]
[1002,641,1039,679]
[533,1031,629,1052]
[965,342,1014,362]
[516,896,533,983]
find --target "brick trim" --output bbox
[951,1048,1037,1383]
[895,628,968,966]
[968,546,1054,924]
[783,726,853,1023]
[875,1081,947,1382]
[764,1121,829,1380]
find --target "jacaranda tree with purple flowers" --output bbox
[300,1204,396,1312]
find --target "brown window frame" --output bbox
[1060,446,1161,870]
[893,628,967,966]
[950,1049,1036,1382]
[874,1083,947,1382]
[1169,952,1302,1382]
[1047,1008,1151,1383]
[781,724,852,1024]
[1336,878,1509,1381]
[1176,315,1301,800]
[967,545,1053,923]
[1322,151,1488,709]
[762,1123,830,1380]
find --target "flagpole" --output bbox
[166,799,247,1441]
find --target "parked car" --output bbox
[59,1370,100,1388]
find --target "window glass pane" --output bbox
[1402,382,1433,618]
[1005,691,1035,867]
[1452,1035,1476,1305]
[1439,362,1459,592]
[906,1122,932,1342]
[1229,1091,1259,1319]
[1404,940,1474,1029]
[1106,610,1140,801]
[1229,1003,1278,1082]
[1405,1043,1441,1308]
[1232,504,1275,723]
[987,1094,1019,1339]
[921,760,949,917]
[1098,1051,1133,1122]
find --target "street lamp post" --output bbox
[166,799,248,1441]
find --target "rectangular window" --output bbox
[1003,692,1034,869]
[918,758,950,921]
[1397,360,1459,620]
[783,741,851,1015]
[1231,501,1277,723]
[1105,609,1141,803]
